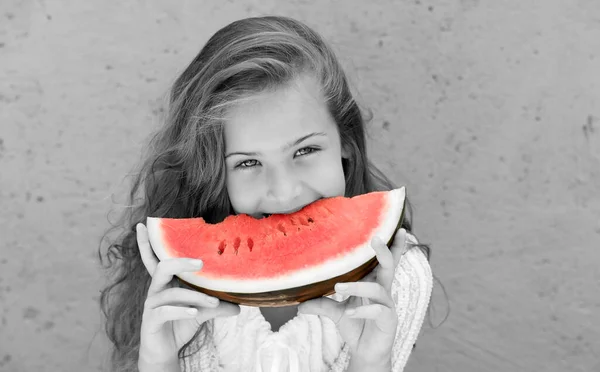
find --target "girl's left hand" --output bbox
[297,228,409,369]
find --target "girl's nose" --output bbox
[266,166,302,204]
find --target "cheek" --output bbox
[226,174,259,214]
[308,154,346,196]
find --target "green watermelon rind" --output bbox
[147,187,406,294]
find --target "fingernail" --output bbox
[187,308,198,315]
[336,283,348,291]
[208,297,219,304]
[189,259,203,267]
[345,309,356,316]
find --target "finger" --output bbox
[195,301,241,324]
[137,223,159,276]
[145,287,220,309]
[372,235,394,270]
[371,236,395,292]
[345,304,397,334]
[297,296,346,325]
[359,269,377,283]
[144,305,200,333]
[390,228,408,269]
[147,258,204,296]
[345,303,386,318]
[334,281,394,308]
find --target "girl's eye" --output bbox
[295,147,319,157]
[235,159,259,169]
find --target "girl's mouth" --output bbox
[260,198,324,218]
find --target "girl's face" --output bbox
[224,74,348,218]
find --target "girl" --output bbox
[99,16,433,372]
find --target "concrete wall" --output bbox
[1,1,599,371]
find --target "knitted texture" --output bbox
[180,233,433,372]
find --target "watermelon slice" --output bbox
[147,187,406,306]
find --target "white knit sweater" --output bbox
[180,234,432,372]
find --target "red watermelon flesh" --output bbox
[147,187,405,294]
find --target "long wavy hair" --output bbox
[98,15,432,372]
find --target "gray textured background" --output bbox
[1,1,599,371]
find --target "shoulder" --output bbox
[405,231,420,246]
[390,230,433,371]
[393,230,432,301]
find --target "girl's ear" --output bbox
[341,143,351,159]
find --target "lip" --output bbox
[266,198,323,215]
[266,206,304,215]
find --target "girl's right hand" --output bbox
[136,223,241,371]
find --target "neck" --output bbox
[260,305,299,332]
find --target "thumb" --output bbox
[298,297,345,325]
[216,302,241,318]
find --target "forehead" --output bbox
[224,75,338,152]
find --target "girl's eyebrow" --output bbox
[225,131,327,158]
